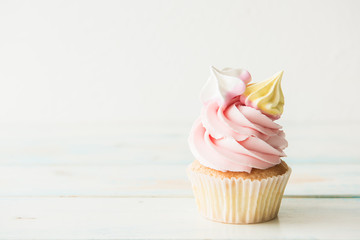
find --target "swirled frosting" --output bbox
[189,67,287,173]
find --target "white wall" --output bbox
[0,0,359,125]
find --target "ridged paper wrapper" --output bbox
[187,165,291,224]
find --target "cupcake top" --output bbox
[189,66,288,173]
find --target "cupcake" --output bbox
[187,66,291,224]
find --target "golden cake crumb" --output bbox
[189,160,289,180]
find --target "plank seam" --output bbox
[0,195,358,198]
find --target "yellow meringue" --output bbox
[241,71,284,118]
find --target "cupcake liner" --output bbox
[187,165,291,224]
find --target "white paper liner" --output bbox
[187,165,291,224]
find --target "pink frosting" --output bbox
[189,96,288,173]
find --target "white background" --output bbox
[0,0,359,126]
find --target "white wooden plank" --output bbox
[0,123,359,166]
[0,197,359,239]
[0,125,191,166]
[0,164,359,197]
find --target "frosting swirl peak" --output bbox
[241,71,284,119]
[200,66,251,105]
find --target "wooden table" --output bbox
[0,123,359,239]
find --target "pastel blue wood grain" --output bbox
[0,164,358,197]
[0,134,358,165]
[0,198,359,239]
[0,123,359,239]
